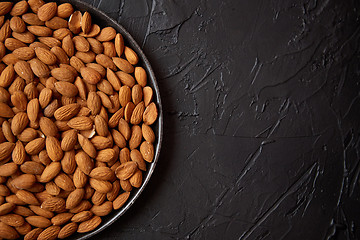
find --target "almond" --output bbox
[143,102,158,125]
[16,190,40,205]
[103,41,116,57]
[114,33,124,57]
[118,118,131,140]
[12,141,26,165]
[69,200,91,214]
[87,37,103,54]
[17,128,37,142]
[45,181,60,195]
[62,34,74,57]
[0,202,16,216]
[22,13,44,25]
[13,30,36,44]
[134,66,147,87]
[2,121,15,143]
[73,35,90,52]
[132,84,143,105]
[112,57,134,73]
[0,221,19,239]
[51,67,75,82]
[57,3,73,18]
[44,99,59,117]
[41,197,65,212]
[0,64,15,88]
[45,16,68,30]
[75,150,93,175]
[67,116,93,130]
[78,133,96,158]
[38,36,61,48]
[29,58,50,78]
[11,90,28,111]
[27,25,53,36]
[24,227,43,240]
[95,54,116,70]
[35,47,57,65]
[106,180,120,201]
[115,162,137,181]
[96,27,116,42]
[91,136,112,150]
[11,112,29,136]
[20,161,44,175]
[10,1,28,16]
[27,98,40,122]
[90,201,112,216]
[5,37,27,51]
[112,191,130,210]
[81,11,92,34]
[94,115,108,137]
[61,129,77,151]
[87,92,101,115]
[46,136,63,161]
[51,212,73,226]
[66,188,84,209]
[12,174,36,190]
[13,47,35,61]
[89,178,112,193]
[54,81,78,97]
[130,149,146,171]
[37,2,57,22]
[71,210,92,222]
[73,168,87,189]
[89,167,115,181]
[25,138,45,155]
[124,102,135,122]
[77,215,101,233]
[54,173,75,192]
[124,46,139,65]
[54,104,80,121]
[37,225,60,240]
[39,162,61,183]
[58,222,77,239]
[111,129,126,148]
[116,71,135,87]
[80,67,101,84]
[130,101,145,125]
[38,88,52,109]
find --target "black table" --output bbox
[84,0,360,239]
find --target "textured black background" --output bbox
[81,0,360,239]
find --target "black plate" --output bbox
[54,0,163,239]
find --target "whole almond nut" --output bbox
[27,98,40,122]
[77,215,101,233]
[91,136,112,150]
[66,188,84,209]
[13,47,35,60]
[26,215,51,228]
[0,221,20,239]
[80,67,101,85]
[96,27,116,42]
[143,102,158,125]
[115,161,137,181]
[0,64,15,88]
[73,35,90,52]
[113,191,130,210]
[39,162,61,183]
[18,128,37,142]
[102,41,116,57]
[51,212,73,226]
[10,1,28,16]
[90,201,112,216]
[116,71,135,88]
[54,173,75,192]
[62,34,74,57]
[58,222,77,239]
[38,36,61,48]
[46,136,63,161]
[16,190,40,205]
[35,47,57,65]
[12,141,26,165]
[78,133,96,158]
[89,167,115,181]
[71,210,92,222]
[112,57,134,73]
[75,150,93,175]
[13,31,36,44]
[124,46,139,65]
[73,168,87,189]
[12,174,36,190]
[11,90,28,111]
[106,180,120,202]
[11,112,29,136]
[22,13,44,25]
[89,178,112,193]
[37,2,57,22]
[129,169,142,188]
[38,88,52,108]
[45,16,68,30]
[114,33,124,57]
[27,25,52,36]
[87,92,101,115]
[61,130,77,151]
[130,149,146,171]
[41,197,65,212]
[54,103,80,121]
[87,37,103,54]
[5,38,27,51]
[111,129,126,148]
[118,118,131,140]
[79,24,100,38]
[118,86,131,108]
[0,202,16,215]
[37,225,60,240]
[45,181,60,195]
[134,66,147,87]
[95,54,116,71]
[24,227,43,240]
[54,81,78,97]
[53,28,72,40]
[29,58,50,78]
[130,101,145,125]
[51,67,75,82]
[29,205,53,219]
[2,121,15,143]
[57,3,73,18]
[39,117,58,137]
[0,2,13,16]
[132,84,143,105]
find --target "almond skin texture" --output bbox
[11,112,29,136]
[80,67,101,84]
[37,2,57,21]
[46,136,63,161]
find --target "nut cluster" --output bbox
[0,0,158,239]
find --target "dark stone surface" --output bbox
[82,0,360,239]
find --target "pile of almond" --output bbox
[0,0,159,239]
